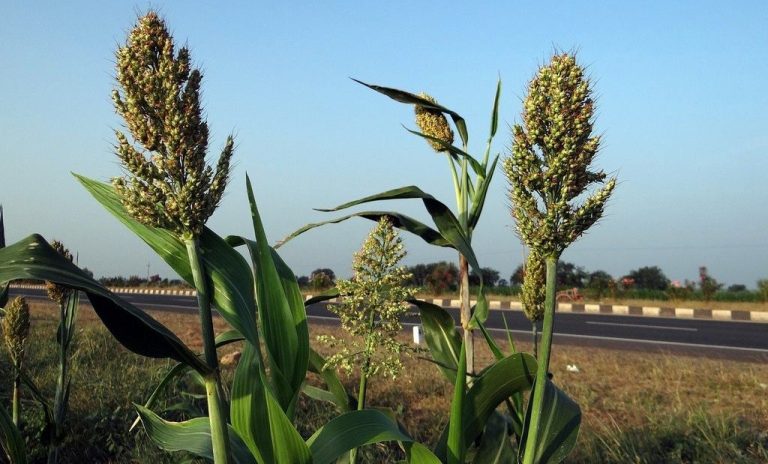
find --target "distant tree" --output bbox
[758,279,768,302]
[405,263,430,287]
[586,270,613,299]
[469,267,500,287]
[126,275,144,287]
[556,261,587,288]
[510,264,525,286]
[727,284,747,292]
[309,269,335,290]
[310,268,336,283]
[296,275,309,287]
[624,266,669,291]
[698,266,723,302]
[424,261,458,295]
[148,274,162,286]
[497,278,508,288]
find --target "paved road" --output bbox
[13,288,768,361]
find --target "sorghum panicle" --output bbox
[112,12,233,238]
[503,53,615,256]
[2,297,30,366]
[521,250,545,323]
[414,93,454,152]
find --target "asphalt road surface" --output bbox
[12,288,768,361]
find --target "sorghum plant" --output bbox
[281,79,502,377]
[521,249,545,356]
[1,297,30,426]
[503,52,616,463]
[44,240,79,464]
[111,12,233,462]
[319,217,415,463]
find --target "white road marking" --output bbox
[306,316,768,354]
[585,321,698,332]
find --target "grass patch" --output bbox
[1,302,766,462]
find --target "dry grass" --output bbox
[12,301,768,463]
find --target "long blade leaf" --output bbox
[404,127,483,176]
[409,299,461,383]
[135,405,256,464]
[0,235,208,374]
[519,379,581,464]
[75,174,259,349]
[352,79,469,146]
[0,405,26,464]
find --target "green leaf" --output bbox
[0,405,26,464]
[353,78,469,146]
[519,379,581,464]
[226,174,310,414]
[303,288,340,306]
[315,186,482,274]
[130,329,245,432]
[230,344,311,464]
[0,205,8,308]
[435,353,537,460]
[474,411,515,464]
[468,155,499,231]
[410,299,461,383]
[402,442,442,463]
[447,342,467,464]
[0,234,208,374]
[307,409,417,464]
[277,210,450,250]
[404,126,483,176]
[75,174,260,350]
[307,347,352,412]
[135,405,256,464]
[489,79,502,139]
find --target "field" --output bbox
[1,302,766,463]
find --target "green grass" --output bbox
[2,303,766,463]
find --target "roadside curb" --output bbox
[10,284,767,323]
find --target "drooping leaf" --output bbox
[306,347,352,412]
[474,411,515,464]
[277,210,450,250]
[410,299,461,383]
[75,174,259,349]
[307,409,419,464]
[0,405,26,464]
[353,78,469,146]
[303,288,340,306]
[519,379,581,464]
[135,405,256,464]
[230,343,311,464]
[404,126,483,176]
[130,329,245,432]
[402,442,442,464]
[0,234,208,374]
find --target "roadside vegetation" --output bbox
[2,302,766,463]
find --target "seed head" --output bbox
[45,240,73,306]
[521,250,545,323]
[112,12,233,238]
[2,297,30,367]
[503,53,615,256]
[414,93,454,152]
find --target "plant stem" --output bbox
[11,372,20,426]
[185,238,231,464]
[350,311,377,464]
[522,256,558,464]
[49,302,67,464]
[532,322,539,359]
[459,254,474,378]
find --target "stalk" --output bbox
[458,254,474,378]
[11,373,20,426]
[532,322,539,359]
[185,238,231,464]
[350,310,377,464]
[522,256,557,464]
[48,302,68,464]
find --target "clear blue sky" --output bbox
[1,1,766,287]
